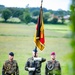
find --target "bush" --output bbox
[2,8,12,22]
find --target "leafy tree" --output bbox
[20,8,31,24]
[32,10,39,16]
[19,15,24,22]
[49,9,53,14]
[23,12,31,24]
[2,9,12,22]
[7,7,24,17]
[7,7,16,16]
[13,10,23,17]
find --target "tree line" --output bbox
[0,5,70,24]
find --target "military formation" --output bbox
[2,49,61,75]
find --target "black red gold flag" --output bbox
[34,5,45,51]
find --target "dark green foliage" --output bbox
[19,8,31,24]
[43,12,50,23]
[29,7,48,12]
[61,16,65,24]
[70,0,75,75]
[23,9,31,24]
[51,17,58,24]
[13,10,23,17]
[19,15,24,22]
[23,13,31,24]
[32,10,39,16]
[7,7,25,17]
[2,8,12,22]
[31,17,37,23]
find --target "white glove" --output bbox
[28,67,35,71]
[34,57,42,61]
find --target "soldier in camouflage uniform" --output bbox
[45,52,61,75]
[25,47,46,75]
[2,52,19,75]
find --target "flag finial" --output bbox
[41,0,43,3]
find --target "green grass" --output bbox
[0,23,72,75]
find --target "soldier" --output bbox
[45,52,61,75]
[2,52,19,75]
[25,47,46,75]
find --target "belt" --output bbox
[6,73,15,75]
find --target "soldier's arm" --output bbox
[58,62,61,75]
[59,63,61,71]
[2,64,5,75]
[41,58,46,63]
[16,62,19,75]
[25,60,30,71]
[45,63,49,75]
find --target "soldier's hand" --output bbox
[28,68,35,71]
[34,57,42,61]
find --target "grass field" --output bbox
[0,23,72,75]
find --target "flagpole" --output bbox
[34,46,37,57]
[41,0,43,7]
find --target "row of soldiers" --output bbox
[2,49,61,75]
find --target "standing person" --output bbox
[45,52,61,75]
[2,52,19,75]
[25,47,46,75]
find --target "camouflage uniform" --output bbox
[2,60,19,75]
[25,57,46,75]
[45,60,61,75]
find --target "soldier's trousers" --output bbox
[29,72,41,75]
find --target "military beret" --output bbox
[9,52,14,56]
[51,52,55,55]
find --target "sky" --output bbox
[0,0,71,10]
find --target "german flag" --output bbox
[34,5,45,51]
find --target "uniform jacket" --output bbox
[45,60,61,75]
[25,57,46,75]
[2,60,19,75]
